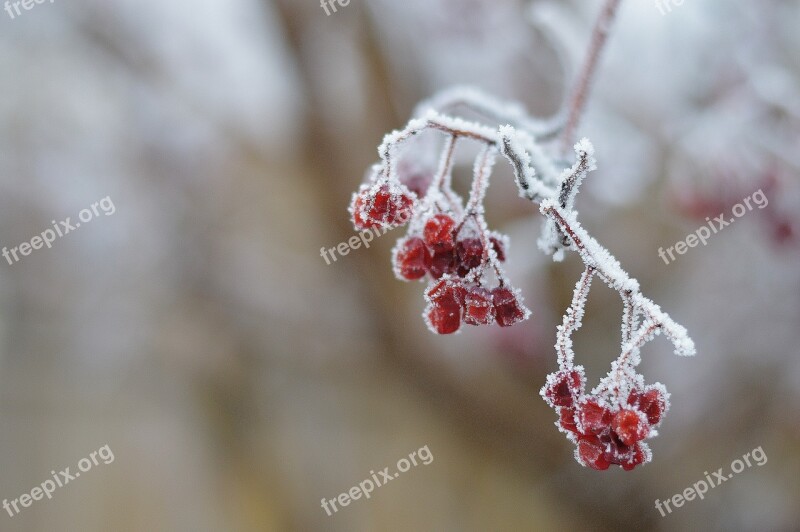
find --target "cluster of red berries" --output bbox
[423,276,527,334]
[541,367,669,471]
[349,174,529,335]
[394,215,507,281]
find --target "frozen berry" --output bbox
[366,184,414,227]
[491,287,526,327]
[423,214,456,251]
[395,237,430,280]
[621,443,647,471]
[629,386,667,425]
[559,407,579,433]
[463,287,495,325]
[428,248,457,279]
[543,369,584,407]
[456,238,484,276]
[577,400,612,435]
[350,190,376,230]
[577,435,610,470]
[612,409,648,446]
[426,292,462,334]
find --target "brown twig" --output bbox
[559,0,623,155]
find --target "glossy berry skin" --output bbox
[423,214,456,251]
[491,287,526,327]
[463,287,495,325]
[395,237,430,280]
[612,409,648,446]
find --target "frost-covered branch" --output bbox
[350,86,695,471]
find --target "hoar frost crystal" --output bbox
[349,87,696,470]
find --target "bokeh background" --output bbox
[1,0,798,530]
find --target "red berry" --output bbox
[559,407,579,433]
[350,191,376,230]
[490,236,506,262]
[366,184,414,227]
[577,400,612,435]
[456,238,484,276]
[543,369,584,407]
[463,287,495,325]
[423,214,456,251]
[621,443,647,471]
[395,238,430,280]
[612,409,649,446]
[577,436,610,470]
[491,287,526,327]
[628,386,667,425]
[426,279,467,306]
[426,293,462,334]
[428,248,456,279]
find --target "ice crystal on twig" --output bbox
[349,87,695,470]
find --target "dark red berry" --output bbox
[395,238,430,280]
[456,238,484,276]
[491,287,526,327]
[612,409,648,446]
[463,287,495,325]
[428,248,456,279]
[543,369,584,407]
[559,407,579,433]
[621,443,647,471]
[577,400,612,435]
[628,387,667,425]
[490,236,506,262]
[577,435,610,470]
[426,279,467,306]
[350,192,376,230]
[366,184,414,227]
[423,214,456,251]
[426,293,462,334]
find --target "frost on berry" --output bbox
[423,214,457,251]
[491,287,529,327]
[393,237,430,280]
[463,287,495,326]
[349,87,695,469]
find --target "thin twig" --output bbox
[559,0,623,155]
